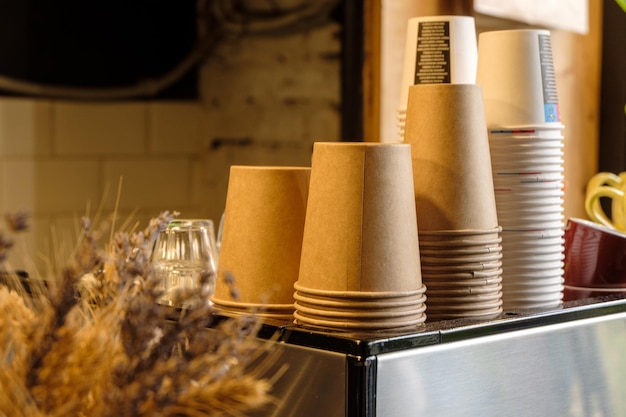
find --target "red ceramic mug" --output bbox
[563,218,626,289]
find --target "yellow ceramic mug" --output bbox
[585,172,626,231]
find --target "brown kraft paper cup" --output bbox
[297,142,422,293]
[213,166,310,305]
[404,83,499,232]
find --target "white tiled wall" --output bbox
[0,22,341,276]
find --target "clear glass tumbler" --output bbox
[151,219,218,307]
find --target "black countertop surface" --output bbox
[203,294,626,358]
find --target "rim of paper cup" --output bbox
[210,297,295,311]
[493,182,564,191]
[497,190,564,198]
[422,265,504,276]
[504,276,564,287]
[426,309,502,320]
[293,282,426,299]
[294,309,427,324]
[504,252,565,261]
[491,155,564,168]
[425,298,503,311]
[407,14,476,22]
[507,268,565,285]
[423,272,503,284]
[490,146,565,155]
[504,298,563,308]
[489,134,565,142]
[497,199,564,209]
[418,237,503,249]
[493,172,564,181]
[423,279,503,290]
[419,245,502,257]
[426,290,503,304]
[215,308,295,321]
[497,211,564,221]
[418,226,502,236]
[500,239,565,249]
[293,310,426,329]
[500,246,565,257]
[425,283,502,296]
[489,149,565,157]
[502,262,564,272]
[500,270,564,281]
[496,188,565,197]
[495,199,564,209]
[489,138,565,146]
[492,164,564,173]
[501,227,565,237]
[422,268,503,280]
[502,283,564,295]
[504,279,565,289]
[426,300,503,312]
[489,136,565,145]
[293,300,426,319]
[502,225,566,234]
[422,275,503,287]
[497,221,565,231]
[420,250,502,262]
[489,146,565,154]
[490,156,565,164]
[500,228,565,239]
[420,260,502,273]
[293,318,426,333]
[420,252,503,265]
[490,147,565,156]
[293,290,427,308]
[496,208,564,218]
[487,123,565,131]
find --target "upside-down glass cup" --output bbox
[151,219,219,308]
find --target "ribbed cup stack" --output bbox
[294,142,427,331]
[477,29,565,310]
[212,166,311,321]
[404,83,503,321]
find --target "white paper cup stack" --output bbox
[294,142,427,331]
[477,29,565,310]
[397,15,477,141]
[404,83,504,321]
[212,166,311,321]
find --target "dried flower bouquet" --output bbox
[0,211,276,417]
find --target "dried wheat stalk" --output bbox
[0,211,276,417]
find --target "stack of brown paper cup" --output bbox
[294,142,427,331]
[212,165,311,321]
[477,29,565,310]
[404,83,503,320]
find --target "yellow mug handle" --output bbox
[585,185,626,231]
[586,172,626,229]
[586,172,623,191]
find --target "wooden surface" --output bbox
[552,0,603,219]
